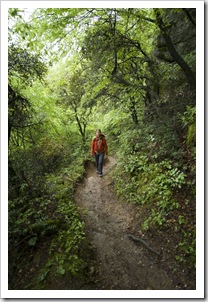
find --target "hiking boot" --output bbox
[98,173,103,177]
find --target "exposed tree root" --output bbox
[127,234,161,256]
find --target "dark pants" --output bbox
[95,152,104,175]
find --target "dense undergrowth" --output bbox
[8,109,196,289]
[108,107,196,269]
[8,137,90,289]
[8,7,197,290]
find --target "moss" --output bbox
[186,122,196,147]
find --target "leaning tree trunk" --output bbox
[154,9,196,91]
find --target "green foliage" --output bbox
[33,197,86,284]
[9,132,87,288]
[8,45,47,85]
[112,122,195,268]
[175,229,196,268]
[115,153,185,227]
[181,106,196,148]
[187,123,196,147]
[45,200,86,277]
[8,7,196,287]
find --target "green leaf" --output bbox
[28,236,38,246]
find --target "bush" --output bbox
[113,123,195,268]
[8,138,88,288]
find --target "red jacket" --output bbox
[91,134,108,156]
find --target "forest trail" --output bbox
[75,156,175,290]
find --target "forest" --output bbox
[8,7,196,291]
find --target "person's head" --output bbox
[96,129,101,137]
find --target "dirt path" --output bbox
[75,156,175,290]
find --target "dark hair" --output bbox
[96,129,101,132]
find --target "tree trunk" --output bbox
[130,97,139,125]
[155,9,196,91]
[162,32,196,90]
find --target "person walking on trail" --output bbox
[91,129,108,177]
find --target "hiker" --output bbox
[91,129,108,177]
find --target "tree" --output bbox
[154,8,196,91]
[7,7,197,289]
[46,59,96,144]
[8,45,47,146]
[80,9,159,124]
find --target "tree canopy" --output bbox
[7,7,197,291]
